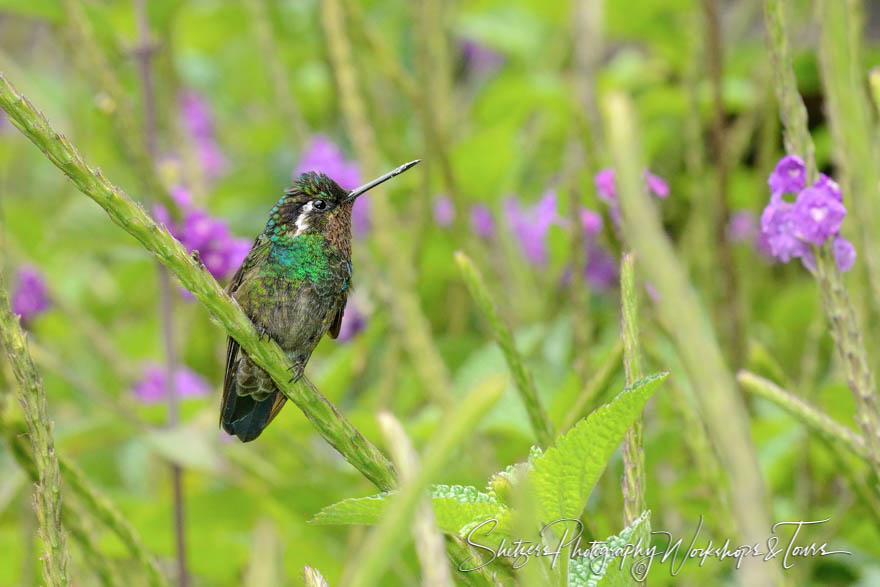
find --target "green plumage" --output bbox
[221,173,353,442]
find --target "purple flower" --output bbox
[336,300,367,343]
[815,173,842,202]
[584,245,618,291]
[459,38,505,75]
[11,266,51,323]
[295,135,369,237]
[768,154,806,198]
[594,169,617,204]
[760,201,809,262]
[833,236,856,272]
[155,187,250,281]
[295,135,361,189]
[791,185,846,245]
[132,362,211,403]
[580,208,603,237]
[504,191,559,265]
[433,196,455,227]
[759,157,855,271]
[644,170,669,198]
[179,91,228,181]
[728,210,758,243]
[470,204,495,239]
[594,168,669,225]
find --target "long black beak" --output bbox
[345,159,421,202]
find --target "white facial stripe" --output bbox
[292,201,313,236]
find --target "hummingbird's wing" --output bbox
[327,293,347,339]
[220,235,268,434]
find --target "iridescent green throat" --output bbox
[267,233,332,282]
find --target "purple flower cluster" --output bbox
[504,191,560,265]
[595,168,668,225]
[295,136,370,237]
[179,91,229,182]
[11,265,51,323]
[132,362,211,403]
[760,155,855,271]
[155,187,250,282]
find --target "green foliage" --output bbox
[2,0,880,584]
[311,487,507,536]
[313,373,664,567]
[531,373,666,521]
[568,510,651,587]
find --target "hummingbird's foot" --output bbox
[191,249,205,269]
[287,364,304,383]
[256,324,271,341]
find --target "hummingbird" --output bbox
[221,159,420,442]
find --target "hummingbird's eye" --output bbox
[312,199,327,211]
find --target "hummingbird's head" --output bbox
[264,160,421,251]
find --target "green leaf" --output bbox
[145,425,224,473]
[530,373,667,521]
[569,511,651,587]
[310,485,509,536]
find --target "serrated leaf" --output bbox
[569,511,651,587]
[311,486,509,537]
[530,373,667,521]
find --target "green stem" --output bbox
[814,247,880,470]
[0,71,397,492]
[619,252,645,525]
[64,499,123,587]
[4,427,170,586]
[0,275,71,586]
[604,91,778,586]
[245,0,308,147]
[763,0,880,478]
[377,413,453,587]
[59,0,180,219]
[343,0,419,102]
[816,0,880,344]
[62,456,169,586]
[737,370,868,460]
[342,377,505,587]
[558,340,622,432]
[454,251,554,447]
[320,0,454,407]
[762,0,817,179]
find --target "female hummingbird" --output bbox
[221,160,420,441]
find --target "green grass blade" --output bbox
[455,251,554,446]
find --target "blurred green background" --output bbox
[2,0,880,585]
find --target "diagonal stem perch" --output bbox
[454,251,554,447]
[0,71,397,492]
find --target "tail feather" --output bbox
[222,337,289,442]
[221,389,283,442]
